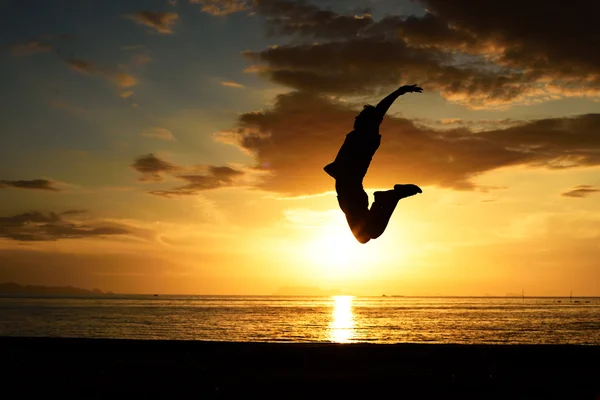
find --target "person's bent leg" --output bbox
[366,190,400,239]
[335,180,371,244]
[366,185,422,239]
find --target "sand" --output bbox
[1,337,599,399]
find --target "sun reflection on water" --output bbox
[329,296,355,343]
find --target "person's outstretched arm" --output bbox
[375,84,423,119]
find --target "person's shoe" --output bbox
[394,184,422,199]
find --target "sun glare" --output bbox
[329,295,355,343]
[302,213,409,278]
[305,222,368,275]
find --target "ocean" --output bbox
[1,295,599,344]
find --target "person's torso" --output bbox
[333,130,381,178]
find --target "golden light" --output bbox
[308,227,359,264]
[302,221,414,281]
[289,206,419,285]
[303,219,374,280]
[329,295,355,343]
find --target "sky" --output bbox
[1,0,599,296]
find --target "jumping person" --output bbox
[324,84,423,244]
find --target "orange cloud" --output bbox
[413,117,524,132]
[190,0,250,15]
[220,81,244,88]
[216,92,600,196]
[128,11,179,34]
[132,53,151,65]
[66,59,96,74]
[65,59,138,89]
[50,100,87,114]
[10,41,52,56]
[9,34,71,57]
[141,127,177,141]
[113,73,138,88]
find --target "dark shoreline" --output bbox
[2,337,599,399]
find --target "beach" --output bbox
[2,337,599,399]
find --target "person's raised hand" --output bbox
[400,84,423,93]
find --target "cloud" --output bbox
[131,154,245,196]
[121,44,146,51]
[9,34,71,57]
[60,209,88,216]
[150,166,245,197]
[66,58,138,89]
[66,59,96,74]
[141,127,177,141]
[132,53,151,65]
[413,117,525,132]
[216,91,600,195]
[190,0,250,15]
[235,0,600,108]
[113,73,138,88]
[131,154,179,182]
[254,0,374,39]
[418,0,600,78]
[221,81,244,88]
[50,100,87,114]
[0,211,129,242]
[0,179,60,191]
[244,40,541,108]
[127,11,179,34]
[9,40,52,56]
[562,185,600,199]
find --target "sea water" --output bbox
[1,295,599,344]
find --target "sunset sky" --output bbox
[1,0,599,296]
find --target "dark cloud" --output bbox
[255,0,373,39]
[131,154,244,196]
[0,211,128,242]
[244,38,531,106]
[132,154,178,182]
[562,185,600,199]
[217,91,600,195]
[60,209,88,216]
[150,166,244,197]
[127,11,179,34]
[0,179,60,191]
[239,0,600,108]
[419,0,600,78]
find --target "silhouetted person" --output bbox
[324,84,423,244]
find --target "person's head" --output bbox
[353,105,382,130]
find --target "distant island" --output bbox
[0,282,113,296]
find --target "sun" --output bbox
[303,218,376,279]
[291,204,416,284]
